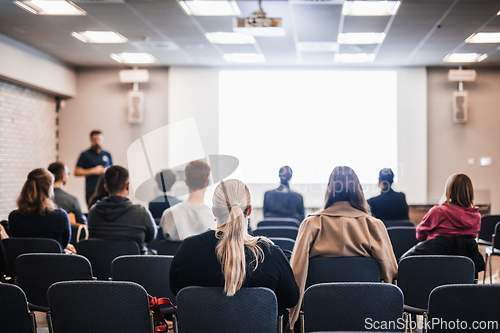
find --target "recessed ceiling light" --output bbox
[338,32,386,44]
[111,53,156,64]
[223,53,265,63]
[205,32,255,44]
[179,1,240,16]
[342,1,400,16]
[72,31,128,44]
[465,32,500,43]
[13,0,86,15]
[335,53,376,63]
[443,53,486,63]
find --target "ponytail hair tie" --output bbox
[231,204,239,208]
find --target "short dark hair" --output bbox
[48,162,66,182]
[90,130,102,138]
[185,160,210,191]
[155,169,176,193]
[104,166,129,194]
[379,168,394,185]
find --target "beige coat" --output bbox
[288,201,398,327]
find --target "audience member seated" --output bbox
[401,173,484,274]
[160,160,215,241]
[149,169,182,223]
[0,223,8,276]
[87,174,107,208]
[88,166,157,254]
[263,166,305,222]
[288,166,397,328]
[170,179,299,324]
[368,168,409,221]
[8,168,76,253]
[48,162,87,224]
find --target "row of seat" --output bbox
[3,280,499,333]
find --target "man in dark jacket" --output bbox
[88,165,157,254]
[368,168,409,222]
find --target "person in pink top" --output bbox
[417,173,480,241]
[401,173,484,275]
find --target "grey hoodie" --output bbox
[88,195,157,253]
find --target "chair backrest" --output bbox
[268,237,295,252]
[257,218,300,228]
[75,239,140,280]
[493,221,500,250]
[305,256,380,288]
[387,226,418,260]
[112,255,176,304]
[0,283,35,333]
[48,281,151,333]
[397,255,475,310]
[303,282,404,332]
[157,239,183,255]
[252,226,299,240]
[176,286,277,333]
[427,284,500,333]
[2,237,63,278]
[15,253,93,309]
[478,215,500,243]
[383,219,415,228]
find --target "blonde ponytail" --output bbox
[213,180,270,296]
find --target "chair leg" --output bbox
[172,313,179,333]
[149,311,155,333]
[299,311,305,333]
[29,311,37,333]
[490,253,493,284]
[483,253,489,284]
[46,312,53,333]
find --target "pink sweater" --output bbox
[416,202,481,242]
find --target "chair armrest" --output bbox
[172,313,179,333]
[299,311,305,333]
[29,311,37,333]
[277,315,283,333]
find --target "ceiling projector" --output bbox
[233,1,285,37]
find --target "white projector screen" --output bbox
[218,70,398,185]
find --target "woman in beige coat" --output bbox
[288,166,398,328]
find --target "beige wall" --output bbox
[427,67,500,213]
[58,67,169,210]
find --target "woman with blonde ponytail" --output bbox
[9,168,75,253]
[170,179,299,322]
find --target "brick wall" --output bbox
[0,80,58,221]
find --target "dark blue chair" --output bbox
[75,239,140,280]
[382,220,415,228]
[301,282,404,332]
[174,286,280,333]
[47,281,152,333]
[257,218,301,228]
[305,256,381,289]
[397,255,475,316]
[427,284,500,333]
[112,255,176,316]
[269,237,295,252]
[477,215,500,246]
[15,253,93,311]
[0,283,36,333]
[387,226,418,260]
[2,237,62,280]
[253,226,299,240]
[157,239,183,255]
[484,221,500,284]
